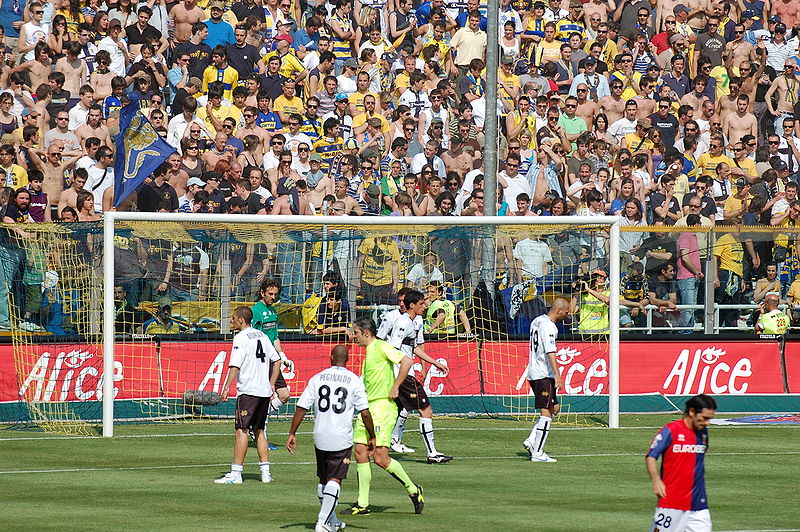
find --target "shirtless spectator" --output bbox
[170,0,205,45]
[56,167,89,214]
[75,105,113,148]
[722,94,757,149]
[54,42,88,100]
[29,143,83,217]
[441,135,473,178]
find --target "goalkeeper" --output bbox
[251,279,294,426]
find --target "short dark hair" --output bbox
[684,394,717,414]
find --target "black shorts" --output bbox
[395,374,430,412]
[234,394,270,431]
[269,359,288,390]
[315,446,352,482]
[529,378,559,410]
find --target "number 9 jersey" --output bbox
[296,366,370,451]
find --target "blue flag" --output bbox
[113,103,176,207]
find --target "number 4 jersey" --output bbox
[230,326,280,398]
[296,366,369,451]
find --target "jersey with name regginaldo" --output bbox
[528,314,558,380]
[646,419,710,511]
[296,366,369,452]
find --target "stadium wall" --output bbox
[2,339,799,421]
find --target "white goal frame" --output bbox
[102,213,621,436]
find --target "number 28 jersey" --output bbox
[296,366,369,451]
[230,326,280,398]
[528,314,559,380]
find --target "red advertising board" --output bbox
[0,339,791,404]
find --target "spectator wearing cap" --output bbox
[569,55,610,101]
[96,19,129,77]
[203,0,235,49]
[263,33,307,81]
[322,92,354,141]
[179,176,207,212]
[142,305,180,335]
[723,177,752,223]
[336,57,359,95]
[555,1,586,43]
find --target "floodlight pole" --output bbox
[483,0,499,218]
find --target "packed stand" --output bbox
[0,0,798,335]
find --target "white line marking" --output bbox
[3,451,799,475]
[2,422,798,442]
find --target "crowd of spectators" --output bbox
[0,0,799,334]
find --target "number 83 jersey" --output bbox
[297,366,369,451]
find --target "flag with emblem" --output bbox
[113,100,176,207]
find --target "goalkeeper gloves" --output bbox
[279,352,294,371]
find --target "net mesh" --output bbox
[6,219,617,432]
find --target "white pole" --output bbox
[102,214,116,437]
[608,219,621,429]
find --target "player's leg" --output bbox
[524,379,559,463]
[390,407,414,453]
[215,395,256,483]
[407,377,452,464]
[373,445,425,514]
[683,509,711,532]
[343,416,372,515]
[254,429,273,483]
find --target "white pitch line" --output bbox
[3,422,798,442]
[3,451,799,475]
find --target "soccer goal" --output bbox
[7,214,621,435]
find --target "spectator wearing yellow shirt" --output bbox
[730,142,757,177]
[609,52,642,100]
[621,118,654,153]
[202,45,239,102]
[696,134,733,178]
[349,71,379,116]
[713,231,744,328]
[263,33,308,82]
[353,94,390,135]
[196,83,242,135]
[357,236,401,305]
[498,54,520,115]
[722,177,752,223]
[273,79,305,123]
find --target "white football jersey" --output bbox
[387,313,425,377]
[296,366,369,451]
[229,327,280,397]
[377,308,402,340]
[527,315,559,380]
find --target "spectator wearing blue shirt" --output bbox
[203,1,235,49]
[292,17,321,54]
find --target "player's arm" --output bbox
[359,408,376,452]
[413,345,447,372]
[391,356,413,399]
[220,366,239,401]
[645,456,667,497]
[546,350,563,391]
[286,405,308,454]
[269,354,281,390]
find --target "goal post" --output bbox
[100,213,621,437]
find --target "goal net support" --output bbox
[8,214,621,435]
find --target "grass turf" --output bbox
[0,415,798,532]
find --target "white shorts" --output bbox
[649,507,711,532]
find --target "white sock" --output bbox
[259,461,270,475]
[318,481,340,526]
[317,483,324,501]
[419,417,438,456]
[231,463,243,477]
[392,408,409,442]
[532,416,552,455]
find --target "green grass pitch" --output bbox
[0,416,798,531]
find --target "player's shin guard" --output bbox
[531,416,552,455]
[385,458,417,495]
[392,408,409,442]
[356,462,372,508]
[318,481,340,526]
[419,417,438,456]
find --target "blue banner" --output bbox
[113,103,176,207]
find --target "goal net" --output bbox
[6,215,620,435]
